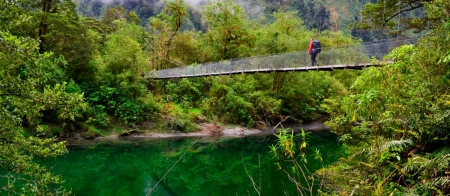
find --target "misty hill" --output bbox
[73,0,366,34]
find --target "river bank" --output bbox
[66,121,330,145]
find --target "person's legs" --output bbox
[311,52,317,66]
[316,54,319,66]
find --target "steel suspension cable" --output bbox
[145,136,200,195]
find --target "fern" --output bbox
[426,176,450,189]
[400,148,450,189]
[358,138,412,156]
[401,155,427,175]
[379,139,412,152]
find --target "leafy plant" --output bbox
[0,31,85,195]
[270,128,324,195]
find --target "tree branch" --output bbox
[382,0,429,27]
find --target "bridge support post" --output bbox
[230,60,233,75]
[242,59,244,74]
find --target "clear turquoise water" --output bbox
[43,132,343,196]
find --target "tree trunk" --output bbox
[39,0,52,53]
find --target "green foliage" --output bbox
[277,72,336,122]
[81,17,113,45]
[322,1,450,193]
[127,11,141,24]
[152,0,188,33]
[41,1,96,83]
[85,77,160,127]
[101,6,128,29]
[103,20,147,76]
[270,128,325,195]
[164,78,207,108]
[0,31,86,195]
[188,67,352,126]
[356,0,435,38]
[251,11,310,55]
[202,80,255,126]
[6,0,450,194]
[162,103,200,133]
[175,32,204,63]
[148,0,189,69]
[202,0,255,60]
[84,104,110,127]
[247,90,282,124]
[80,20,161,127]
[73,0,368,35]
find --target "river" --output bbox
[43,131,343,195]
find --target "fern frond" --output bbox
[422,154,450,172]
[379,139,412,152]
[358,138,412,156]
[401,155,427,175]
[426,176,450,189]
[401,149,450,177]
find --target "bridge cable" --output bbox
[383,0,385,25]
[142,36,187,69]
[397,0,401,39]
[146,136,200,195]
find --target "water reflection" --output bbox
[44,132,342,195]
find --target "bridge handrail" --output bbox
[146,37,421,79]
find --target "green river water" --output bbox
[41,132,343,196]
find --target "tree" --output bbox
[357,0,433,35]
[42,1,96,83]
[149,0,189,69]
[103,20,147,77]
[1,0,83,53]
[84,20,161,127]
[202,0,255,60]
[0,31,86,195]
[254,10,309,55]
[101,6,128,29]
[1,0,97,83]
[127,10,141,24]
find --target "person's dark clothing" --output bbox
[310,51,318,66]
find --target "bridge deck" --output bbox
[147,63,382,79]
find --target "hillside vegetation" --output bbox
[75,0,366,34]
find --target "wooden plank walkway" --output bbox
[147,63,384,79]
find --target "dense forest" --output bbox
[74,0,363,32]
[1,0,449,195]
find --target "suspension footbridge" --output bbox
[145,37,419,79]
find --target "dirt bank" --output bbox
[71,121,330,143]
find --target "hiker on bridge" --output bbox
[308,38,321,66]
